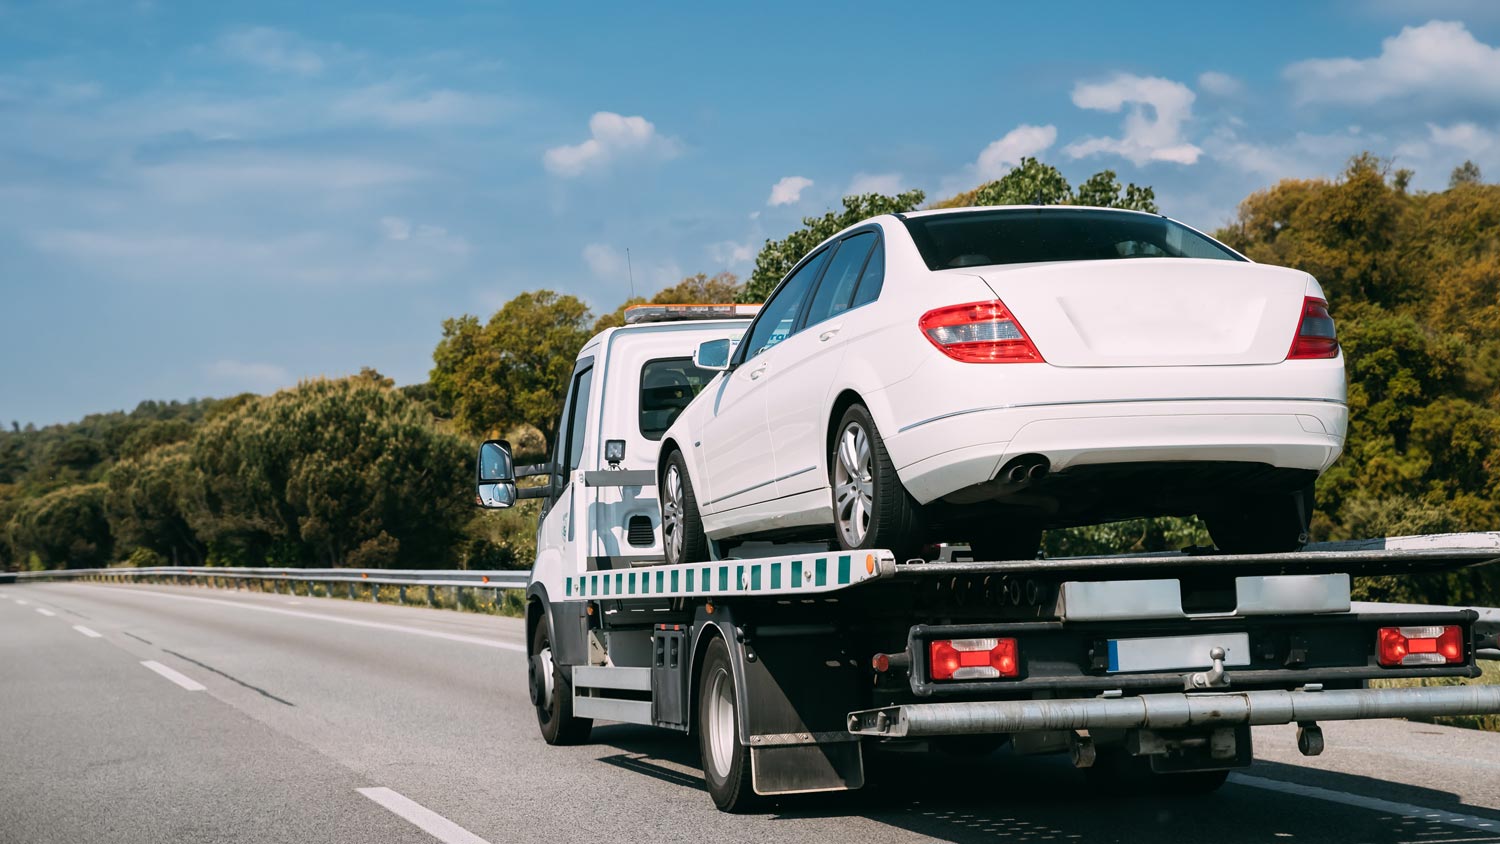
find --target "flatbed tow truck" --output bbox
[473,305,1500,812]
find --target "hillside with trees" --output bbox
[4,154,1497,606]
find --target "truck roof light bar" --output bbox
[624,304,761,325]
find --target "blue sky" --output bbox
[5,1,1500,425]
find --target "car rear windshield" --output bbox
[900,208,1244,271]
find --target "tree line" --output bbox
[3,155,1496,605]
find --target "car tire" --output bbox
[698,636,759,813]
[968,523,1043,562]
[531,614,592,746]
[661,450,710,566]
[1203,484,1313,554]
[831,404,924,560]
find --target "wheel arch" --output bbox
[826,389,868,480]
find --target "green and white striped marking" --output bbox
[561,550,894,601]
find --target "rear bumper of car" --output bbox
[887,398,1346,505]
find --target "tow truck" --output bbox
[473,304,1500,812]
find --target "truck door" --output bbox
[537,359,595,571]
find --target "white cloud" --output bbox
[380,216,412,241]
[219,27,325,76]
[543,112,680,177]
[1197,71,1243,97]
[135,151,424,202]
[581,243,680,291]
[845,171,904,196]
[1203,124,1372,179]
[767,175,813,206]
[332,83,506,127]
[583,243,626,279]
[204,359,292,392]
[1286,20,1500,108]
[1064,74,1202,165]
[748,210,761,220]
[707,240,754,265]
[975,124,1057,180]
[1426,121,1498,156]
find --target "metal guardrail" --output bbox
[6,566,529,601]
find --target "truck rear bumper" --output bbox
[847,684,1500,737]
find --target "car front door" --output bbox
[698,248,829,514]
[765,230,878,500]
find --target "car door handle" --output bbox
[819,324,843,342]
[748,364,767,380]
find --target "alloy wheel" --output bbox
[834,422,874,547]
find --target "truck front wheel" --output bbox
[531,614,592,745]
[698,636,757,812]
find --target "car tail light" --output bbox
[1377,626,1464,667]
[928,637,1019,680]
[919,300,1044,363]
[1287,297,1339,359]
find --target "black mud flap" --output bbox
[751,742,864,796]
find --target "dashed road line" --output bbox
[14,598,30,605]
[35,607,56,617]
[72,625,102,638]
[1231,774,1500,833]
[357,787,493,844]
[140,660,207,692]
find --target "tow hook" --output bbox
[1184,647,1231,690]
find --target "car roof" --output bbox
[899,205,1164,219]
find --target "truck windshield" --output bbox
[640,357,716,440]
[901,208,1244,271]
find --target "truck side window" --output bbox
[548,360,594,504]
[743,248,830,360]
[849,237,885,308]
[564,365,594,473]
[640,357,715,440]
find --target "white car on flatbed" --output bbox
[657,206,1347,564]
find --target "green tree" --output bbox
[1450,160,1483,189]
[7,483,112,569]
[104,442,203,566]
[431,290,594,443]
[1075,169,1159,213]
[178,376,472,568]
[972,157,1072,207]
[741,191,925,303]
[593,272,744,332]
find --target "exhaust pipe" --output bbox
[1006,464,1029,484]
[997,456,1050,487]
[1027,463,1049,482]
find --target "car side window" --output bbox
[803,232,875,328]
[850,237,885,308]
[742,248,829,360]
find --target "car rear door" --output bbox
[698,248,829,514]
[764,229,879,499]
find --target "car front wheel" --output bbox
[831,404,924,560]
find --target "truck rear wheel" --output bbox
[662,450,710,566]
[831,404,924,560]
[531,615,592,745]
[698,636,758,812]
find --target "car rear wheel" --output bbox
[661,450,710,566]
[1202,484,1313,554]
[831,404,924,560]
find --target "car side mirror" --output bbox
[693,337,737,371]
[475,439,518,509]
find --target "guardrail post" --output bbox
[426,585,436,607]
[369,582,378,602]
[398,585,407,604]
[346,582,355,600]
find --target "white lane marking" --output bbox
[73,625,102,638]
[358,787,493,844]
[35,607,56,617]
[140,660,207,692]
[80,587,525,652]
[14,598,30,605]
[285,600,302,606]
[1231,774,1500,832]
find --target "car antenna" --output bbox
[626,247,636,299]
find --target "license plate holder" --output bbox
[1107,632,1251,673]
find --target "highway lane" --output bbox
[3,582,1499,844]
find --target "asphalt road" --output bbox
[4,582,1500,844]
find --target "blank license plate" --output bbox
[1107,632,1251,673]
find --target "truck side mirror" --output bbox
[476,439,518,509]
[693,337,737,371]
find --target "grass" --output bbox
[1372,660,1500,732]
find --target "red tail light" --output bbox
[1287,297,1339,359]
[1377,625,1463,667]
[928,637,1019,680]
[919,300,1044,363]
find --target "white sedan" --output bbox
[657,206,1346,564]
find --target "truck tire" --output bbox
[831,404,924,560]
[531,614,592,745]
[698,636,758,812]
[662,450,710,566]
[1203,485,1313,554]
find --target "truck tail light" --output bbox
[1287,297,1339,359]
[1377,626,1464,667]
[928,637,1019,680]
[919,300,1044,363]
